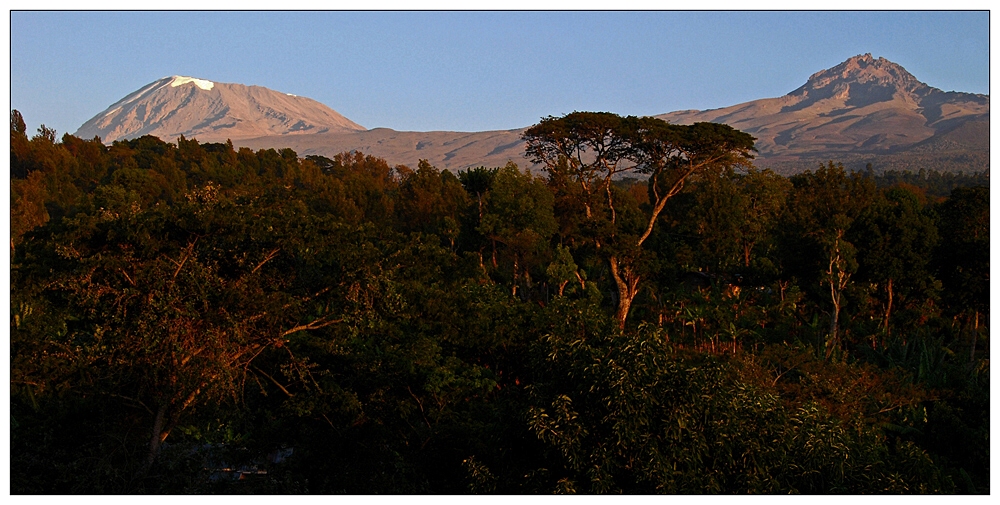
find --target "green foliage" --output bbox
[9,110,987,493]
[934,185,989,316]
[661,167,790,280]
[525,327,949,493]
[524,112,756,328]
[870,167,989,200]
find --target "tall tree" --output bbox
[852,186,939,340]
[11,109,31,178]
[783,162,876,358]
[934,185,989,362]
[395,159,470,247]
[523,113,755,328]
[477,162,557,295]
[660,167,790,279]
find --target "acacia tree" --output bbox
[523,113,755,328]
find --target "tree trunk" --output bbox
[511,256,519,297]
[881,278,894,346]
[609,255,640,330]
[142,403,169,475]
[824,271,845,361]
[824,232,850,360]
[969,310,979,368]
[826,294,840,360]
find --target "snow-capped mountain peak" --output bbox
[76,77,364,143]
[169,76,215,90]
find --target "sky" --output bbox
[7,9,992,138]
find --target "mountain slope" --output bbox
[75,55,988,174]
[233,54,987,173]
[75,75,365,143]
[655,54,989,164]
[234,127,532,172]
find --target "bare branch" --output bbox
[636,163,697,248]
[253,365,295,397]
[407,386,434,431]
[171,238,199,281]
[281,316,344,337]
[252,248,281,275]
[121,268,137,287]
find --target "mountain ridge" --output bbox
[76,56,989,174]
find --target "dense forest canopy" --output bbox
[9,110,989,493]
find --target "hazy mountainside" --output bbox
[235,127,530,173]
[76,55,988,174]
[75,76,365,143]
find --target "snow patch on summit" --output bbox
[170,76,215,91]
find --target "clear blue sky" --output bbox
[9,10,991,138]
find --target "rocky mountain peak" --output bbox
[793,53,929,94]
[788,54,931,106]
[655,53,987,171]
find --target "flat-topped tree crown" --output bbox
[523,112,756,328]
[624,118,756,175]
